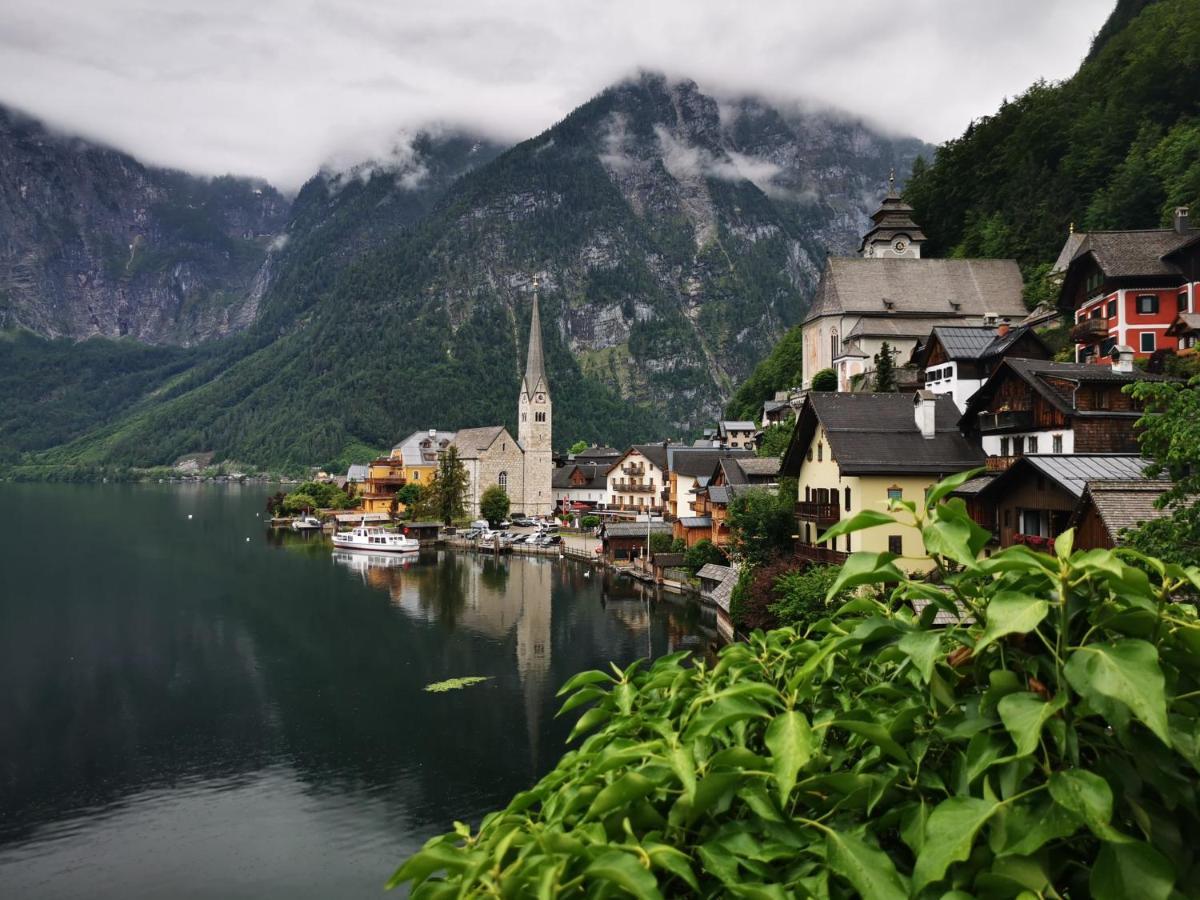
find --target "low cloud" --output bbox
[0,0,1113,190]
[655,126,797,200]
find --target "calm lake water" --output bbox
[0,483,714,898]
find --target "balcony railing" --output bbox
[977,409,1033,434]
[794,542,849,566]
[368,474,407,485]
[795,501,840,523]
[661,488,671,501]
[614,481,654,493]
[1070,317,1110,344]
[985,456,1018,472]
[622,463,646,476]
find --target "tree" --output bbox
[726,486,794,567]
[873,341,896,392]
[648,531,676,554]
[1122,376,1200,564]
[568,440,589,455]
[682,539,726,573]
[479,485,510,526]
[390,473,1200,899]
[426,446,469,525]
[395,482,424,517]
[756,421,792,459]
[810,368,838,392]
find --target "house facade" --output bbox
[1057,208,1199,363]
[958,354,1175,462]
[781,392,986,572]
[605,445,673,518]
[716,421,757,450]
[913,322,1050,412]
[390,430,455,488]
[551,462,612,511]
[800,185,1027,391]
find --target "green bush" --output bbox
[281,480,355,513]
[480,485,511,526]
[391,471,1200,898]
[682,539,726,573]
[581,515,601,529]
[648,531,676,554]
[810,368,837,392]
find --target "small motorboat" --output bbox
[332,518,420,553]
[291,515,323,531]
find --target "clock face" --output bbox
[893,239,907,253]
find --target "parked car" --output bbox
[509,514,532,527]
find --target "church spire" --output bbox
[523,277,548,397]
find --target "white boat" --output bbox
[332,519,420,553]
[291,515,323,531]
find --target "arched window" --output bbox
[498,471,508,489]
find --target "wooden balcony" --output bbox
[368,474,408,485]
[614,481,654,493]
[1070,317,1110,344]
[977,409,1033,434]
[794,542,850,566]
[622,463,646,476]
[795,500,840,524]
[985,456,1018,472]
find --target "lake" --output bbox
[0,483,714,898]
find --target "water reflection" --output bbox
[0,484,714,899]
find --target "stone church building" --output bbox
[451,290,554,517]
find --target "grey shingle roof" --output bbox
[696,563,732,582]
[1074,479,1173,541]
[450,426,506,458]
[806,257,1026,323]
[652,552,686,567]
[981,455,1158,500]
[678,517,713,528]
[848,316,982,340]
[783,392,986,476]
[1068,229,1195,279]
[391,429,456,466]
[738,457,782,478]
[346,464,369,481]
[626,444,680,472]
[552,463,611,490]
[719,420,757,432]
[1167,313,1200,337]
[707,485,730,504]
[574,446,621,459]
[671,448,753,477]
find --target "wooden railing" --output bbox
[794,542,849,566]
[794,501,840,523]
[977,410,1033,434]
[614,481,655,493]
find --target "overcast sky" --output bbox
[0,0,1115,190]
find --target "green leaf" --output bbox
[644,843,700,893]
[1048,769,1131,842]
[1055,527,1074,559]
[586,772,656,819]
[567,705,611,742]
[585,850,664,900]
[667,744,696,803]
[998,797,1080,857]
[685,772,740,825]
[898,631,941,683]
[818,508,897,543]
[825,828,908,900]
[684,696,770,740]
[832,719,912,765]
[557,669,613,696]
[765,710,814,803]
[922,515,983,567]
[824,552,905,603]
[556,686,608,716]
[913,796,1000,891]
[976,591,1049,653]
[997,691,1066,755]
[925,467,985,508]
[1090,842,1175,900]
[1064,640,1171,745]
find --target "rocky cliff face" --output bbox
[0,105,289,344]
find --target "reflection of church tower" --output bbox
[513,561,553,772]
[859,170,927,259]
[518,280,553,515]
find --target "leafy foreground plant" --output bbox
[390,473,1200,897]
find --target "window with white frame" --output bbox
[1141,332,1156,352]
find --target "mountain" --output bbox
[3,75,928,472]
[0,106,291,344]
[904,0,1200,272]
[728,0,1200,420]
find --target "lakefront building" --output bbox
[800,177,1028,391]
[451,287,555,517]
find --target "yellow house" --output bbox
[780,391,986,572]
[360,457,408,514]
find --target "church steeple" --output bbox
[522,278,548,397]
[859,169,926,258]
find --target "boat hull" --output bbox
[332,537,420,553]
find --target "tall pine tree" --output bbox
[874,342,896,392]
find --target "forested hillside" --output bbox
[727,0,1200,420]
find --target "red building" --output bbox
[1057,207,1200,363]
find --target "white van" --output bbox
[470,519,489,531]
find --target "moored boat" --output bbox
[291,515,323,531]
[332,519,420,553]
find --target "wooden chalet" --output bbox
[1069,480,1174,551]
[912,322,1051,411]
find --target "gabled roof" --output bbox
[960,358,1177,425]
[978,455,1158,501]
[805,257,1026,323]
[552,463,611,490]
[617,443,687,472]
[450,426,507,459]
[671,448,754,478]
[391,429,457,466]
[573,446,621,460]
[678,517,713,528]
[718,420,757,433]
[1071,479,1174,542]
[696,563,731,582]
[913,324,1051,369]
[781,392,986,477]
[1166,312,1200,337]
[1063,229,1195,280]
[346,464,369,481]
[738,457,781,479]
[604,521,673,538]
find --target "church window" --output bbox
[830,330,838,361]
[522,413,527,422]
[498,471,508,489]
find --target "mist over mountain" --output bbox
[1,74,929,471]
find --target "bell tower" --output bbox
[518,279,553,514]
[859,169,926,259]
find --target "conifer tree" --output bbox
[874,342,896,392]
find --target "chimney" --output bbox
[982,312,998,327]
[1175,206,1191,235]
[996,318,1011,338]
[1110,344,1135,374]
[428,429,436,439]
[914,390,937,439]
